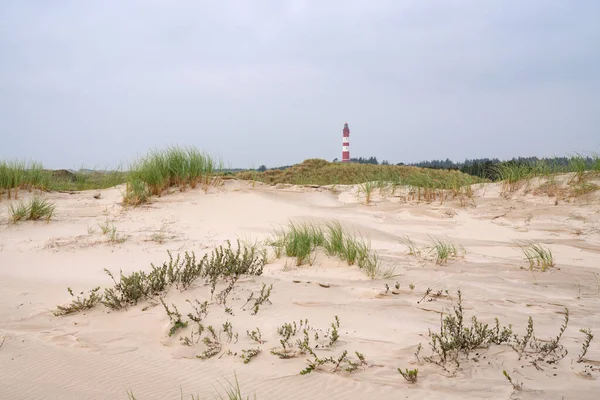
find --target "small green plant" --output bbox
[428,236,462,265]
[271,319,310,359]
[270,316,341,359]
[107,225,128,244]
[222,321,238,344]
[578,328,594,363]
[516,241,554,271]
[424,290,513,371]
[328,316,340,347]
[9,197,55,223]
[187,299,209,323]
[359,181,376,205]
[246,328,263,344]
[251,283,273,315]
[160,298,188,337]
[398,368,418,384]
[301,349,367,375]
[197,326,222,359]
[502,370,523,391]
[511,309,569,368]
[240,348,261,364]
[149,225,168,243]
[54,287,103,316]
[409,283,415,291]
[99,220,112,235]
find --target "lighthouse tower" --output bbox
[342,122,350,162]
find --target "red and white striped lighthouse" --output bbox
[342,122,350,162]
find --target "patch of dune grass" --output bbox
[270,221,324,266]
[569,153,588,184]
[516,241,554,271]
[494,163,533,194]
[9,197,55,223]
[428,236,463,265]
[124,146,222,206]
[0,160,26,199]
[270,220,388,278]
[0,159,126,197]
[359,181,376,204]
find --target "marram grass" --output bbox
[0,158,126,197]
[9,196,56,223]
[124,146,222,206]
[269,220,390,279]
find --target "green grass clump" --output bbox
[0,160,26,199]
[9,197,56,223]
[124,146,222,205]
[271,221,325,266]
[516,241,554,271]
[568,153,588,184]
[428,236,463,265]
[270,220,387,278]
[359,181,376,204]
[494,163,533,194]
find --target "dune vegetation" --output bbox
[123,146,223,206]
[2,151,599,211]
[235,158,484,188]
[0,159,126,199]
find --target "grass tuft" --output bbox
[270,220,386,278]
[516,241,555,271]
[428,236,463,265]
[9,197,55,223]
[124,146,222,206]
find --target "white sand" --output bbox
[1,178,599,399]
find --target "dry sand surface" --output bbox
[1,178,600,399]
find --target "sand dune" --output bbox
[1,178,600,399]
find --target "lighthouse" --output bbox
[342,122,350,162]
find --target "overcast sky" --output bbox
[1,1,599,169]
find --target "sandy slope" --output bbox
[1,178,599,400]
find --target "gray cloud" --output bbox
[1,0,599,169]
